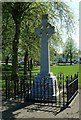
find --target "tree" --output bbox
[63,37,77,65]
[2,5,14,65]
[18,3,47,75]
[49,32,63,62]
[2,2,47,78]
[2,2,34,79]
[2,2,75,78]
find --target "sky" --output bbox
[79,1,81,52]
[64,0,80,49]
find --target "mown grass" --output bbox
[51,64,80,86]
[2,64,81,87]
[51,64,79,76]
[33,64,79,76]
[33,64,80,83]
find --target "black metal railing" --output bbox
[2,70,33,102]
[66,73,78,106]
[2,72,78,113]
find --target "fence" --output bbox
[66,73,78,106]
[2,70,33,102]
[5,75,29,101]
[2,72,78,113]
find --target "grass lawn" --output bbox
[51,64,81,86]
[50,64,79,76]
[33,64,79,76]
[2,64,81,87]
[2,64,79,77]
[33,64,80,85]
[2,64,79,76]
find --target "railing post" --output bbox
[66,75,68,107]
[74,73,77,79]
[37,77,38,100]
[71,75,72,81]
[71,75,73,96]
[5,75,7,99]
[8,78,10,99]
[59,74,61,107]
[16,77,19,100]
[23,77,25,101]
[30,70,32,91]
[20,78,22,100]
[14,80,16,100]
[77,72,78,90]
[44,77,45,101]
[55,80,57,109]
[63,74,65,107]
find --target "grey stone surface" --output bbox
[31,14,58,99]
[31,73,58,99]
[2,94,79,118]
[35,14,55,74]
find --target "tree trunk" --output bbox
[30,58,33,70]
[66,54,68,63]
[70,54,72,65]
[28,60,30,71]
[24,49,28,75]
[5,56,9,65]
[11,23,20,80]
[70,50,72,65]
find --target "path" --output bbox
[2,93,79,119]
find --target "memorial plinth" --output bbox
[31,14,58,101]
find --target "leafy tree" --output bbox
[2,5,14,65]
[2,2,33,79]
[2,2,47,78]
[48,2,75,34]
[2,2,75,78]
[18,3,47,75]
[63,37,77,65]
[49,32,63,62]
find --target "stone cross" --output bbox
[35,14,55,75]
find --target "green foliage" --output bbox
[2,64,80,88]
[2,4,15,60]
[2,64,79,77]
[48,2,75,34]
[2,2,75,77]
[63,37,78,61]
[2,2,75,60]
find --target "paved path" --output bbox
[2,93,79,119]
[13,94,79,118]
[55,94,79,118]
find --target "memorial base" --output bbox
[30,72,59,101]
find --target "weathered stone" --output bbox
[31,14,58,101]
